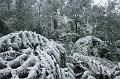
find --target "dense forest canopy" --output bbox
[0,0,120,42]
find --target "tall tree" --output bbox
[14,0,36,31]
[92,0,120,41]
[63,0,92,40]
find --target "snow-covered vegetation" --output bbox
[0,31,75,79]
[0,0,120,79]
[75,36,108,57]
[0,31,120,79]
[71,36,120,79]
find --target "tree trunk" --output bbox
[60,53,66,68]
[53,16,58,29]
[74,19,79,41]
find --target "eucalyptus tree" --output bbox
[92,0,120,42]
[14,0,36,31]
[34,0,64,40]
[63,0,93,39]
[0,0,14,33]
[0,0,13,20]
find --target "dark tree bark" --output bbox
[60,53,66,68]
[53,18,58,29]
[0,19,10,37]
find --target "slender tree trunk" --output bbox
[75,19,77,34]
[6,0,11,18]
[36,0,43,35]
[74,14,78,41]
[52,13,58,29]
[52,11,58,40]
[60,53,66,68]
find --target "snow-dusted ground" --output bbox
[0,31,75,79]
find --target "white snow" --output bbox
[75,36,107,57]
[0,31,74,79]
[1,31,120,79]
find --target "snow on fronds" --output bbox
[114,76,120,79]
[73,53,112,78]
[60,32,79,37]
[115,40,120,48]
[87,76,96,79]
[64,36,120,79]
[0,31,74,79]
[72,52,120,79]
[75,36,108,57]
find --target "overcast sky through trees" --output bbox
[94,0,108,5]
